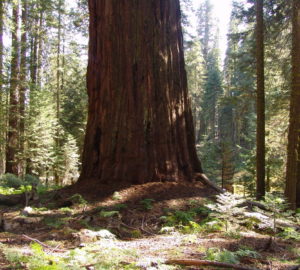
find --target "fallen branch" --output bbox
[22,234,66,252]
[195,173,224,193]
[165,259,260,270]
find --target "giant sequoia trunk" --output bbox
[285,0,300,209]
[78,0,203,185]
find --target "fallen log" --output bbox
[195,173,224,193]
[0,187,38,206]
[165,259,260,270]
[0,193,25,206]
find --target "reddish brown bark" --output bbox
[78,0,203,185]
[285,0,300,209]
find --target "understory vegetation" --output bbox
[0,185,299,269]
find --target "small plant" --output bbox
[69,193,87,206]
[140,198,155,210]
[59,207,74,215]
[161,209,197,227]
[113,203,128,211]
[252,193,291,233]
[205,248,239,264]
[200,218,224,232]
[204,247,259,264]
[224,230,242,239]
[131,229,142,238]
[206,192,246,232]
[181,221,202,234]
[99,210,120,218]
[43,216,69,229]
[278,227,300,240]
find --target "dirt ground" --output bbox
[0,181,299,269]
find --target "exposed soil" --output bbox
[0,181,299,269]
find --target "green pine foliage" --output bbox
[206,192,246,232]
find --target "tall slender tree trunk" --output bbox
[78,0,203,186]
[6,0,20,175]
[19,0,28,177]
[220,104,235,192]
[36,10,44,88]
[54,0,63,185]
[255,0,265,200]
[285,0,300,209]
[0,0,5,173]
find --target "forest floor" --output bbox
[0,181,299,269]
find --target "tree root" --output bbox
[165,259,260,270]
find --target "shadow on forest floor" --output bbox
[0,181,299,269]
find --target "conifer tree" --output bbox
[255,0,266,200]
[6,0,21,175]
[285,0,300,209]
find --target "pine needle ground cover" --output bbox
[0,182,299,270]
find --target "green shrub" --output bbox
[278,227,300,240]
[140,198,155,210]
[69,194,87,205]
[24,174,40,186]
[0,173,22,188]
[99,210,120,218]
[204,247,259,264]
[113,203,128,211]
[205,248,239,264]
[43,216,69,229]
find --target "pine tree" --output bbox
[255,0,266,200]
[6,0,21,175]
[0,0,5,173]
[285,0,300,209]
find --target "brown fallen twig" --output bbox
[165,259,260,270]
[22,234,66,252]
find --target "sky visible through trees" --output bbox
[190,0,232,60]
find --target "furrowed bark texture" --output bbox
[285,0,300,209]
[79,0,203,185]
